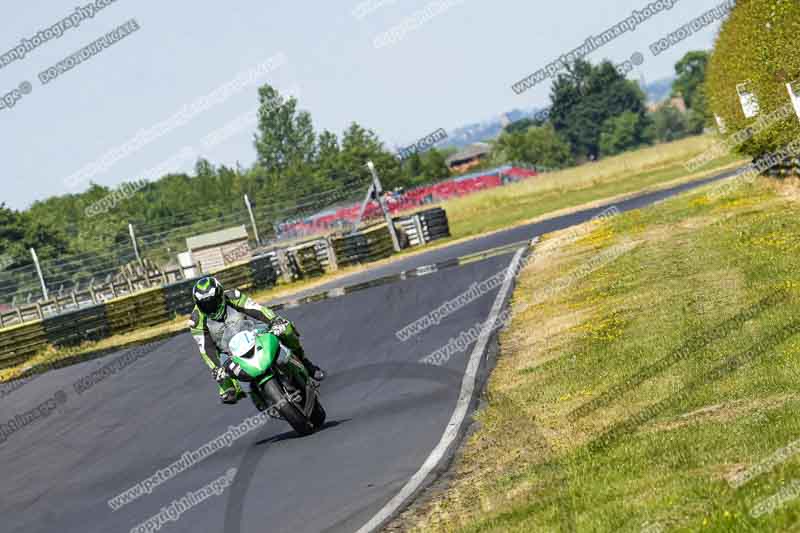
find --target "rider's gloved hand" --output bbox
[270,317,291,335]
[212,366,229,384]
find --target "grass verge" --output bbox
[401,176,800,532]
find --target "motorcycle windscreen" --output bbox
[232,332,280,379]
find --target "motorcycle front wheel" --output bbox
[261,379,314,436]
[310,399,326,428]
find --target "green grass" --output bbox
[443,134,743,240]
[407,176,800,532]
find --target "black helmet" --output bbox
[193,276,226,319]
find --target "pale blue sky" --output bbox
[1,0,726,210]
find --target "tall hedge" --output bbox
[706,0,800,159]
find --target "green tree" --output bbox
[314,130,342,182]
[339,122,403,189]
[685,85,709,134]
[495,124,574,168]
[645,106,690,143]
[672,51,710,110]
[402,152,424,183]
[420,149,449,182]
[0,204,35,268]
[549,59,648,160]
[672,50,711,133]
[254,84,316,175]
[524,125,574,168]
[493,131,528,164]
[599,111,649,156]
[505,117,536,135]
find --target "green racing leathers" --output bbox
[189,288,316,408]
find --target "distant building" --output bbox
[446,143,492,173]
[647,95,688,114]
[186,225,251,273]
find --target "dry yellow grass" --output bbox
[444,134,745,239]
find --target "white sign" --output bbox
[737,82,760,118]
[786,81,800,122]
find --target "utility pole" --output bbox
[366,161,401,252]
[244,194,261,245]
[129,223,149,287]
[30,247,49,301]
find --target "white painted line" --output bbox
[356,246,528,533]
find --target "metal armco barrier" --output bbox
[105,289,170,336]
[289,243,325,278]
[163,278,199,316]
[43,304,109,347]
[251,254,279,288]
[0,255,280,369]
[0,321,47,371]
[0,209,447,369]
[331,223,395,268]
[394,207,451,248]
[211,264,253,293]
[417,207,450,242]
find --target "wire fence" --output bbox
[0,162,542,306]
[0,176,373,306]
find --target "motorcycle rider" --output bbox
[189,276,325,410]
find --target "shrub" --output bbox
[706,0,800,159]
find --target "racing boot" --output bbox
[301,358,326,382]
[220,387,246,404]
[277,323,325,382]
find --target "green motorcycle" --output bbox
[222,319,326,435]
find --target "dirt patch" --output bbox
[771,177,800,202]
[504,307,590,374]
[644,394,799,434]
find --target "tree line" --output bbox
[493,50,711,170]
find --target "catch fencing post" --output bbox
[366,161,401,252]
[88,279,97,304]
[30,247,49,301]
[352,183,375,232]
[244,194,262,245]
[129,223,150,287]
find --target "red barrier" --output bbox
[277,166,538,237]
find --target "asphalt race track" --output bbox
[0,249,521,533]
[0,169,740,533]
